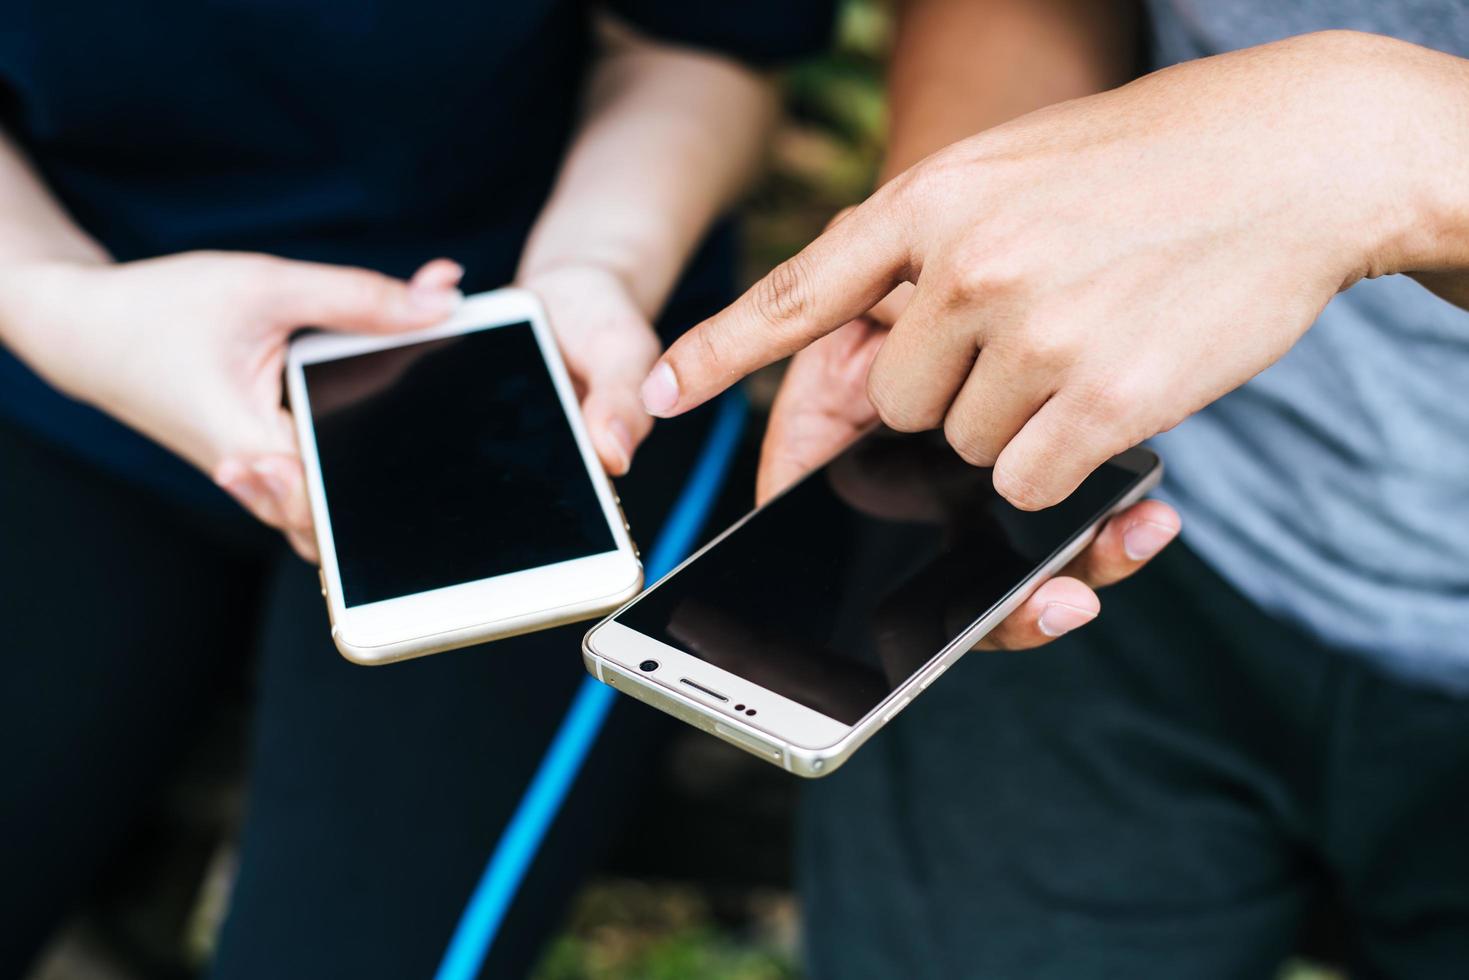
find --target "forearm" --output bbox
[518,18,777,317]
[0,129,107,268]
[0,128,109,353]
[882,0,1138,181]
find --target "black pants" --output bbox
[0,406,727,979]
[800,541,1469,979]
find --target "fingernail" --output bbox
[407,284,463,318]
[1038,602,1096,638]
[251,460,290,501]
[1123,519,1178,561]
[640,362,679,417]
[605,418,633,475]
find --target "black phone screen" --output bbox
[618,432,1149,725]
[303,323,615,607]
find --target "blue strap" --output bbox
[434,393,748,980]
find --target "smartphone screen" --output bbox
[617,432,1146,725]
[303,323,614,607]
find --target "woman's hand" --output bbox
[510,17,777,476]
[646,30,1469,510]
[521,264,662,477]
[0,252,463,559]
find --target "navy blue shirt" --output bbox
[0,1,833,500]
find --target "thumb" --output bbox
[757,317,885,505]
[577,331,661,477]
[265,257,464,333]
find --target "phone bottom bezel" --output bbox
[583,451,1162,777]
[336,550,643,665]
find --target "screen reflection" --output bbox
[621,431,1142,724]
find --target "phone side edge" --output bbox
[283,349,350,640]
[790,450,1165,774]
[519,288,639,565]
[583,446,1165,777]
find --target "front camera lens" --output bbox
[639,659,659,672]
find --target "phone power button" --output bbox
[919,661,949,689]
[613,500,637,556]
[882,695,912,723]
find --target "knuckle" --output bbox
[942,415,996,467]
[866,373,935,433]
[230,255,289,309]
[752,252,814,328]
[1003,325,1073,373]
[868,395,907,433]
[871,398,927,433]
[1069,377,1140,438]
[337,269,397,312]
[822,205,857,232]
[938,251,1023,311]
[906,146,966,198]
[936,263,987,309]
[884,158,928,199]
[232,252,280,284]
[176,248,231,272]
[691,319,739,382]
[991,462,1054,511]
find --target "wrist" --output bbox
[1317,32,1469,282]
[0,257,92,331]
[0,258,109,395]
[1384,48,1469,279]
[517,219,683,319]
[518,258,646,312]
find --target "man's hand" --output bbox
[758,275,1179,648]
[0,252,463,559]
[645,30,1469,510]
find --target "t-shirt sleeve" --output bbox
[604,1,837,66]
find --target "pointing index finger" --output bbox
[641,191,915,418]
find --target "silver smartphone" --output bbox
[287,289,641,665]
[582,430,1161,777]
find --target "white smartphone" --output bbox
[287,288,642,665]
[583,431,1161,777]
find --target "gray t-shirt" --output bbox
[1145,1,1469,690]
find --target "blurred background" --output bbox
[27,5,887,978]
[24,3,1344,978]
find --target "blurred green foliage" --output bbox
[538,926,796,980]
[532,880,800,980]
[741,0,891,283]
[529,880,1346,980]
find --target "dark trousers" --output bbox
[0,407,724,979]
[801,541,1469,979]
